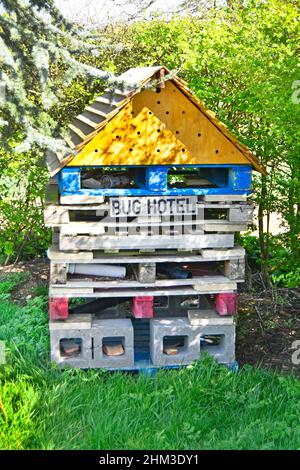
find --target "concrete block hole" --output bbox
[201,334,225,353]
[163,335,188,355]
[60,338,82,358]
[102,336,125,357]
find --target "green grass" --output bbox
[0,274,299,450]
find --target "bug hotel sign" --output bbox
[110,196,198,217]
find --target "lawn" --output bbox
[0,273,299,450]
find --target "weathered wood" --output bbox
[58,234,234,251]
[188,309,234,326]
[204,223,247,232]
[229,206,253,223]
[200,246,245,259]
[48,244,245,264]
[67,80,252,167]
[50,263,67,284]
[49,284,237,298]
[60,194,105,205]
[224,258,245,280]
[133,263,156,284]
[203,195,248,202]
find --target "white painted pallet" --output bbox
[47,244,245,263]
[49,283,237,298]
[58,233,235,251]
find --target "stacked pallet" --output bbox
[44,66,264,372]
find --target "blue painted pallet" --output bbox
[56,164,252,197]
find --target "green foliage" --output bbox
[0,0,118,155]
[0,150,51,262]
[0,272,29,295]
[240,234,300,288]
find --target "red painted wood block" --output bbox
[215,293,237,316]
[49,297,69,321]
[132,296,154,319]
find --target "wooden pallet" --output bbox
[48,244,245,262]
[46,181,249,205]
[49,278,237,298]
[45,188,252,251]
[56,164,252,197]
[44,197,253,228]
[49,246,245,286]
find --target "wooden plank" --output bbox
[203,195,248,202]
[50,287,94,294]
[47,246,93,261]
[60,194,105,205]
[229,206,253,223]
[200,246,245,259]
[50,276,238,289]
[49,285,236,298]
[204,223,247,232]
[58,234,234,251]
[50,263,67,284]
[188,309,234,326]
[224,258,245,280]
[193,282,236,292]
[48,244,245,264]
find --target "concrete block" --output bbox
[150,317,201,366]
[91,318,134,368]
[49,314,93,368]
[200,323,236,364]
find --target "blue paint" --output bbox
[57,165,252,196]
[229,166,252,191]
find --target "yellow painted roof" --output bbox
[46,66,266,175]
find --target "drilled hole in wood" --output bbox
[157,129,161,132]
[182,110,185,114]
[148,111,152,115]
[182,149,185,152]
[215,150,219,154]
[198,133,201,137]
[137,131,141,135]
[176,130,179,134]
[94,149,98,152]
[129,148,133,152]
[157,101,161,104]
[166,111,169,115]
[116,135,120,140]
[157,149,160,152]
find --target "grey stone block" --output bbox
[150,317,201,366]
[200,323,236,364]
[49,315,93,368]
[91,318,134,368]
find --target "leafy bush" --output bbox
[240,234,300,288]
[0,151,51,263]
